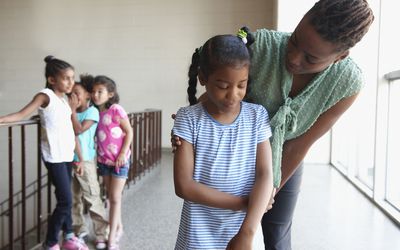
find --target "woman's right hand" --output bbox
[171,114,182,152]
[265,188,276,212]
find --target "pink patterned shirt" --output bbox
[96,104,131,166]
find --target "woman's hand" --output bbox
[265,188,276,212]
[170,114,182,152]
[226,230,254,250]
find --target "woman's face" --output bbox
[285,16,349,75]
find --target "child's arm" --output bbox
[71,113,96,135]
[174,139,247,211]
[115,117,133,168]
[73,136,84,176]
[0,93,48,123]
[68,93,95,134]
[227,140,273,249]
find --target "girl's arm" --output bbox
[174,139,247,211]
[279,93,359,190]
[0,93,49,123]
[68,93,95,134]
[115,117,133,168]
[71,112,96,135]
[73,136,84,176]
[228,140,274,248]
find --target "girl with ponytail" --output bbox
[172,28,274,249]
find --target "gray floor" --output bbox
[113,151,400,250]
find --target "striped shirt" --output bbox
[173,101,272,249]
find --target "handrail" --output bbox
[384,70,400,81]
[0,117,40,128]
[0,109,162,250]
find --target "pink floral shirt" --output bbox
[96,104,131,166]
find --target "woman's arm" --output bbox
[227,140,274,249]
[279,93,359,190]
[115,117,133,168]
[174,139,247,211]
[0,93,48,123]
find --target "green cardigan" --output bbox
[247,29,363,187]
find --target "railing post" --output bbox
[8,127,14,250]
[37,123,42,244]
[21,126,26,250]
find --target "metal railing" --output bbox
[0,109,162,250]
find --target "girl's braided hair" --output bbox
[307,0,374,51]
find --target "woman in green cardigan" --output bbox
[248,1,374,249]
[173,0,374,249]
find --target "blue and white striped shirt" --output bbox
[173,101,272,250]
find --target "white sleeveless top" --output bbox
[38,88,75,163]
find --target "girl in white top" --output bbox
[0,56,89,250]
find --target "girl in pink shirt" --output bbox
[91,75,133,250]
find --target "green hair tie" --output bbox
[237,29,248,44]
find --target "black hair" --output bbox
[187,26,255,106]
[75,73,95,93]
[92,75,120,109]
[44,55,74,88]
[306,0,374,51]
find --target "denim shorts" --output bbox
[97,162,130,179]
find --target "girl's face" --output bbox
[285,16,349,75]
[72,84,90,108]
[48,68,75,96]
[200,65,248,114]
[91,83,113,109]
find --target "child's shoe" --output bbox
[95,240,107,250]
[107,243,119,250]
[42,243,60,250]
[77,232,89,244]
[115,229,124,243]
[62,236,89,250]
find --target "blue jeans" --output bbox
[44,161,73,247]
[261,163,304,250]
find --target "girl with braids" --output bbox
[91,75,133,250]
[172,28,274,249]
[173,0,375,249]
[0,56,89,250]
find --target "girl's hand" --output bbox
[68,93,80,111]
[226,230,253,250]
[115,153,126,172]
[73,162,84,176]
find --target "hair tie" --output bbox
[237,29,248,44]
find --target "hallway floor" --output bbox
[113,151,400,250]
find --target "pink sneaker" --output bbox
[115,229,124,243]
[108,243,119,250]
[42,243,60,250]
[62,236,89,250]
